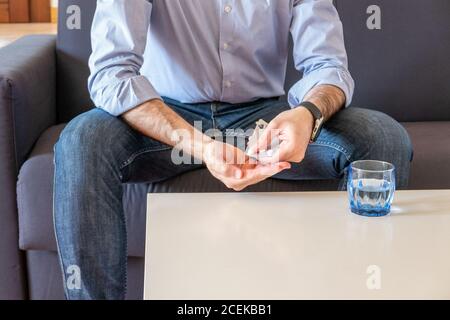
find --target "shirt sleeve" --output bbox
[288,0,355,108]
[88,0,161,116]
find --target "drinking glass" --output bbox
[347,160,396,217]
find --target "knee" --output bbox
[367,109,412,162]
[344,108,413,163]
[55,108,122,162]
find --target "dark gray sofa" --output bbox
[1,0,449,300]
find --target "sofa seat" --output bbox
[402,122,450,190]
[17,125,339,258]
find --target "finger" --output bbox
[228,162,291,191]
[233,163,290,191]
[246,155,259,165]
[234,147,249,165]
[243,161,291,180]
[223,144,248,166]
[247,122,279,155]
[255,162,291,177]
[256,142,292,165]
[228,165,243,179]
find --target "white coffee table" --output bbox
[144,190,450,300]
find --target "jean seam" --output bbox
[120,202,128,300]
[52,143,70,299]
[210,103,217,129]
[313,140,352,162]
[120,146,172,169]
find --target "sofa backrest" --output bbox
[56,0,96,122]
[336,0,450,121]
[56,0,450,123]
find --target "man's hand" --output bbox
[203,140,291,191]
[248,107,314,164]
[247,84,346,164]
[123,99,290,192]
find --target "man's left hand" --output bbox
[248,107,314,164]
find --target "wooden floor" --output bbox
[0,23,57,48]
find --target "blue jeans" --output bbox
[54,98,413,299]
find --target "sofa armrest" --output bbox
[0,35,56,299]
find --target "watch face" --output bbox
[299,102,324,142]
[311,118,324,142]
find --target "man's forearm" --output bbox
[303,84,346,121]
[122,99,212,161]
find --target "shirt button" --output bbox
[223,42,229,50]
[224,5,232,13]
[224,81,232,88]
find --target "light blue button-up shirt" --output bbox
[88,0,354,116]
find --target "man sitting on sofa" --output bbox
[54,0,412,299]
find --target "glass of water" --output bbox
[347,160,396,217]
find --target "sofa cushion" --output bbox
[403,122,450,189]
[17,125,339,258]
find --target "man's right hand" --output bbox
[202,140,291,191]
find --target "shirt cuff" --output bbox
[287,67,355,108]
[93,75,162,116]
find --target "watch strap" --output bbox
[298,101,324,143]
[298,101,323,120]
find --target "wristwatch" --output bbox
[298,101,325,143]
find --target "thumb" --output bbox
[248,122,279,155]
